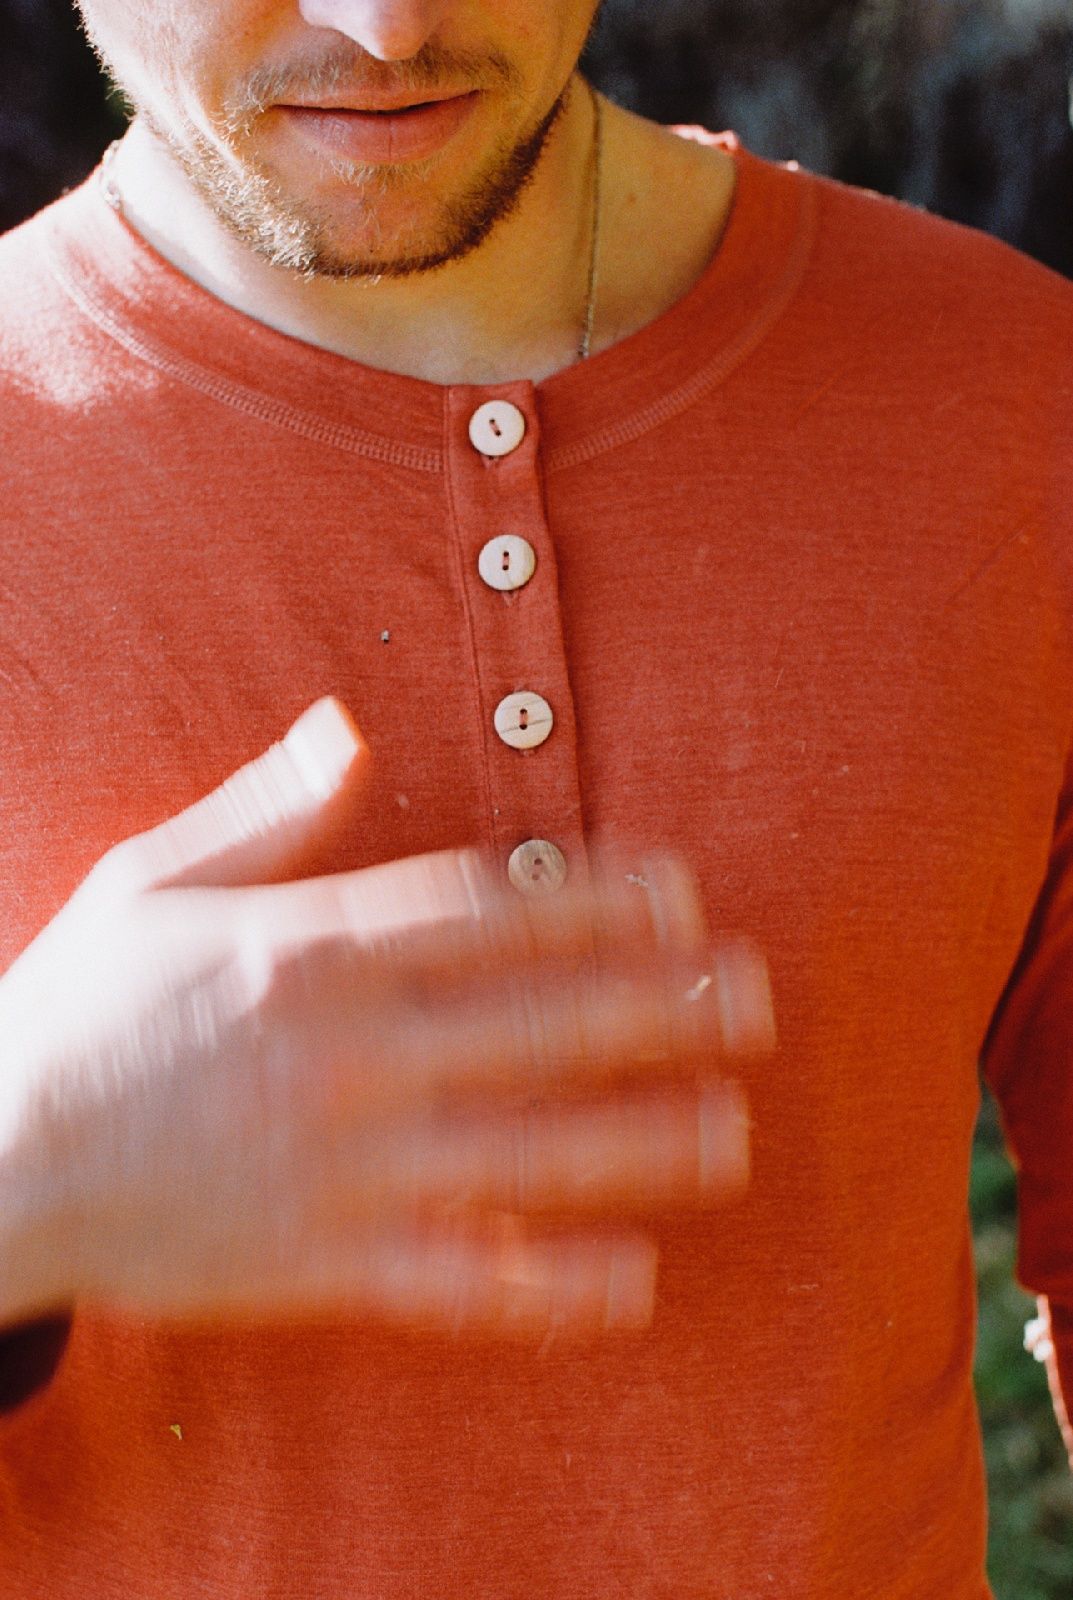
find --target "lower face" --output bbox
[77,1,602,279]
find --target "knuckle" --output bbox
[634,854,708,950]
[712,938,777,1053]
[234,922,280,1014]
[84,837,148,903]
[507,975,560,1077]
[232,914,349,1026]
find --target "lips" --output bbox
[275,91,481,164]
[290,92,466,113]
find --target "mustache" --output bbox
[225,41,523,125]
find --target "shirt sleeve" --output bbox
[0,1312,72,1413]
[980,749,1073,1469]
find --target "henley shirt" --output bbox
[0,127,1072,1599]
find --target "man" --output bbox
[0,1,1070,1595]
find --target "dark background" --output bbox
[3,1,1073,1593]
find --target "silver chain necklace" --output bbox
[577,79,603,362]
[99,82,604,365]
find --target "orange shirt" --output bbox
[0,129,1071,1598]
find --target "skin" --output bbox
[77,0,739,383]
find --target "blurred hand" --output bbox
[0,698,774,1343]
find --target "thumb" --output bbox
[123,697,370,891]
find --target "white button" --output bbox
[508,839,568,894]
[478,536,537,593]
[469,401,526,458]
[494,691,554,750]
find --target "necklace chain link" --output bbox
[577,80,603,363]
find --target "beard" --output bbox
[124,43,572,282]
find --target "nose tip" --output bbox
[296,1,446,61]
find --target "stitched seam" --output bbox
[41,168,817,478]
[46,253,443,475]
[442,404,499,853]
[544,172,820,473]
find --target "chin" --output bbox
[274,237,482,281]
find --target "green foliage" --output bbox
[972,1088,1073,1597]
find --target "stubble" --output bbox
[125,40,573,281]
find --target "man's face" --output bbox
[77,0,602,278]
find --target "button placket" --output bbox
[450,387,588,890]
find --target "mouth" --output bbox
[273,92,483,164]
[281,91,474,114]
[321,101,453,121]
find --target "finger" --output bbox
[322,1079,750,1217]
[234,847,712,983]
[90,1216,660,1342]
[382,947,767,1100]
[708,937,777,1056]
[379,851,711,978]
[111,698,370,892]
[320,952,759,1116]
[344,1214,661,1342]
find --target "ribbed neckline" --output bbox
[43,131,817,474]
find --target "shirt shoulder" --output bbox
[798,157,1073,371]
[0,180,160,474]
[0,184,85,341]
[664,128,1073,406]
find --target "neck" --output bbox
[106,75,602,387]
